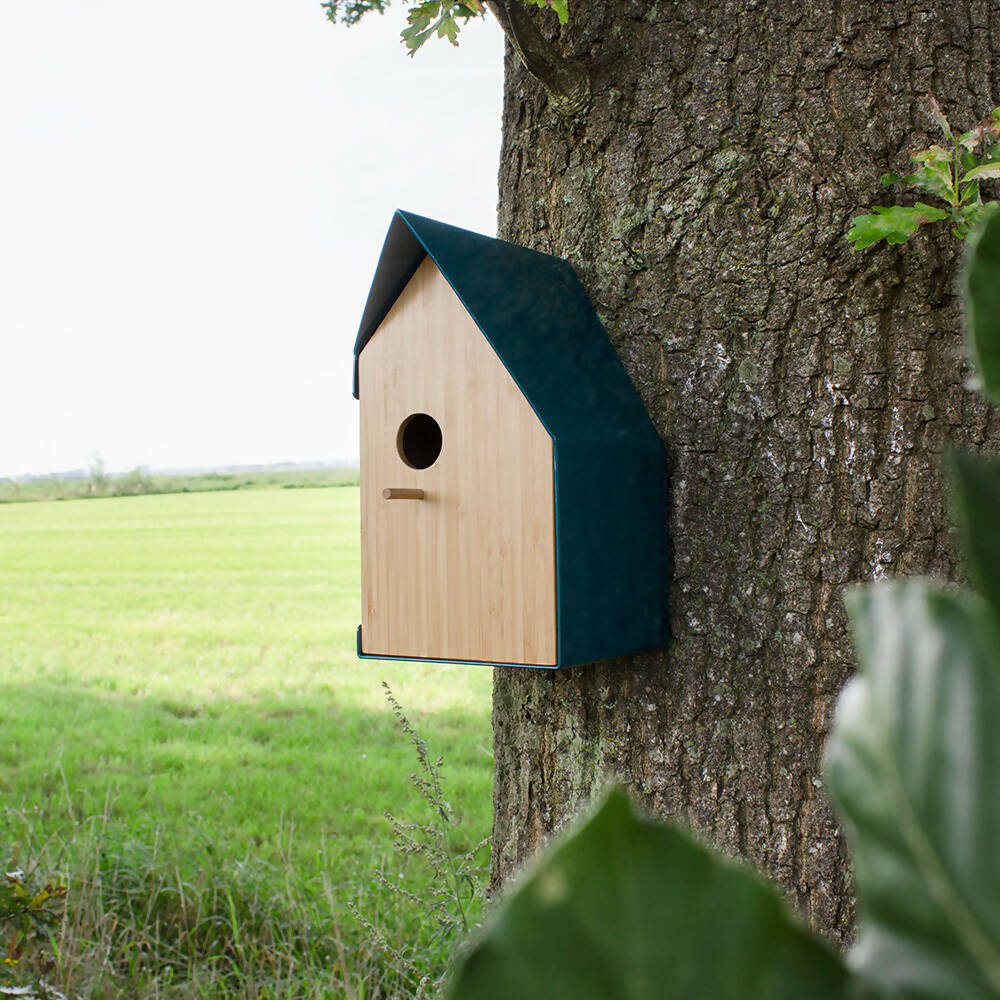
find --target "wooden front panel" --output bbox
[359,256,557,665]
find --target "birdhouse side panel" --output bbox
[359,257,557,666]
[555,440,669,667]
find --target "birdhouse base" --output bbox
[356,626,561,670]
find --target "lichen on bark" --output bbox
[490,0,1000,942]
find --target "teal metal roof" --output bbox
[353,211,658,446]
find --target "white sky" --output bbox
[0,1,504,477]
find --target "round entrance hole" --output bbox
[396,413,442,469]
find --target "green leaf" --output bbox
[959,181,981,205]
[400,0,484,53]
[321,0,390,26]
[549,0,569,22]
[826,581,1000,1000]
[964,206,1000,404]
[448,788,848,1000]
[402,0,440,52]
[949,454,1000,619]
[881,171,927,189]
[881,162,953,201]
[523,0,569,24]
[961,162,1000,183]
[847,203,950,249]
[402,23,435,53]
[437,13,459,43]
[928,96,956,144]
[909,145,958,202]
[952,202,992,240]
[958,129,982,152]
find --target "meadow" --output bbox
[0,487,493,998]
[0,465,360,504]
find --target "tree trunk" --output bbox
[491,0,1000,943]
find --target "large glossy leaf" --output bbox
[447,788,848,1000]
[950,454,1000,619]
[964,207,1000,404]
[826,581,1000,1000]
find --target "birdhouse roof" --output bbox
[353,210,660,447]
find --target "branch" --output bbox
[485,1,591,116]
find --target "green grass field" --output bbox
[0,487,493,997]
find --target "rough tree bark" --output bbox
[491,0,1000,943]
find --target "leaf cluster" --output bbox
[322,0,568,55]
[448,212,1000,999]
[401,2,486,55]
[849,98,1000,248]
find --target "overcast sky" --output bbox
[0,1,504,477]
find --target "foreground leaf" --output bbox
[848,203,949,248]
[827,582,1000,1000]
[448,788,847,1000]
[964,207,1000,404]
[949,454,1000,619]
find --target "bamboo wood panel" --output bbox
[359,256,557,665]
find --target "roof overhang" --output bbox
[352,211,428,398]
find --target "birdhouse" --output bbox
[353,210,667,668]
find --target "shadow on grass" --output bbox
[0,680,492,872]
[1,682,492,1000]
